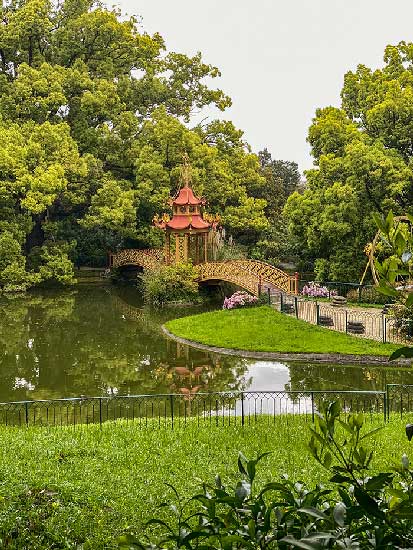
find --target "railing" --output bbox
[299,279,385,304]
[198,260,298,296]
[0,389,396,428]
[271,292,410,345]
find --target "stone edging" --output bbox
[161,326,411,366]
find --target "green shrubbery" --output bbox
[122,402,413,549]
[139,262,200,306]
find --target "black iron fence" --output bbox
[298,279,386,304]
[1,388,413,428]
[270,292,410,345]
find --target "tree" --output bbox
[0,0,269,290]
[284,43,413,282]
[248,149,301,265]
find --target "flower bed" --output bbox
[222,290,258,310]
[301,281,337,298]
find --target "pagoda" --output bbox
[153,158,215,265]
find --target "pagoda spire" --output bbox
[180,152,192,188]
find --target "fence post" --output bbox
[99,398,103,428]
[267,287,271,305]
[294,296,298,318]
[258,276,262,297]
[311,392,315,422]
[25,402,29,427]
[170,394,174,429]
[382,314,386,344]
[345,310,348,333]
[241,392,245,426]
[316,303,320,325]
[385,385,390,422]
[280,293,284,313]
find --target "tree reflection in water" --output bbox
[0,286,250,402]
[0,285,412,403]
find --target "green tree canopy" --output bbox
[0,0,270,290]
[284,43,413,281]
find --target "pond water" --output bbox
[0,284,412,403]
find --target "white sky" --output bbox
[118,0,413,173]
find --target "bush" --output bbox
[140,262,200,306]
[346,286,389,305]
[121,402,413,549]
[222,290,258,309]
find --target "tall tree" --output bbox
[284,44,413,281]
[0,0,269,290]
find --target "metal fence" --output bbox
[298,279,384,304]
[270,292,411,345]
[0,388,410,428]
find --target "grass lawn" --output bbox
[0,416,410,548]
[165,306,399,356]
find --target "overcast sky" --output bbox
[118,0,413,174]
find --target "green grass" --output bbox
[0,416,410,547]
[165,306,399,356]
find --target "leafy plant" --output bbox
[139,262,200,306]
[120,402,413,549]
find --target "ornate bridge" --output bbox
[109,249,298,295]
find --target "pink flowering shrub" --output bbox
[301,281,338,298]
[223,290,258,310]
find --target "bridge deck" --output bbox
[108,250,298,295]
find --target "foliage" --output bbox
[0,0,275,291]
[370,211,413,353]
[140,262,199,305]
[284,42,413,282]
[248,151,301,264]
[346,286,389,305]
[0,413,409,548]
[122,402,413,549]
[165,306,399,355]
[222,290,258,310]
[301,282,337,298]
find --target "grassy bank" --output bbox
[165,306,399,356]
[0,417,410,548]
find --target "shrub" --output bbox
[222,290,258,310]
[346,286,389,305]
[301,281,337,298]
[121,402,413,549]
[140,262,200,306]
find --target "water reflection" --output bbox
[0,285,412,402]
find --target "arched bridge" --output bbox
[109,250,298,295]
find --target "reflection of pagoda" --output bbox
[153,157,218,264]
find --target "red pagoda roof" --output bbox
[166,214,210,231]
[172,185,205,206]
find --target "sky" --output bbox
[118,0,413,174]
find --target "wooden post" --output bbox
[184,234,189,262]
[165,233,170,264]
[195,234,199,264]
[203,233,208,263]
[175,235,180,263]
[294,272,299,295]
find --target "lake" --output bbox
[0,284,412,403]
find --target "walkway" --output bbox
[273,295,405,345]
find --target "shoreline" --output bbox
[161,326,411,366]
